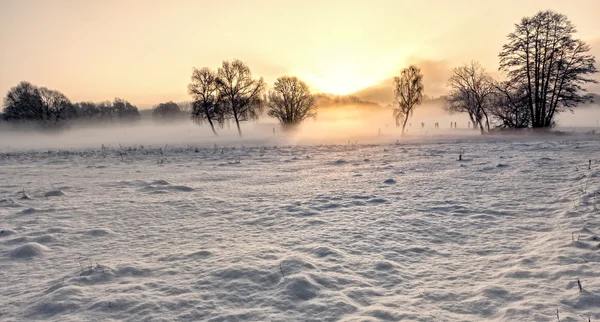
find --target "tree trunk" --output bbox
[401,114,409,136]
[468,112,478,130]
[204,110,218,136]
[234,115,242,137]
[481,109,490,132]
[208,119,218,136]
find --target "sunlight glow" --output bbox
[302,60,395,95]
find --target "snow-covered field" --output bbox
[1,132,600,321]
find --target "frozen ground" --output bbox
[1,133,600,321]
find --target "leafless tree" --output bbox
[3,81,45,121]
[188,67,224,135]
[3,81,75,124]
[74,102,101,120]
[393,65,424,135]
[445,61,494,134]
[489,80,531,129]
[38,87,76,123]
[112,98,140,120]
[267,76,316,128]
[499,10,597,128]
[152,101,182,120]
[217,60,265,137]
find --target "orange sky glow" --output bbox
[1,0,599,107]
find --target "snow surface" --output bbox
[1,133,600,321]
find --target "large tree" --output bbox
[3,81,75,124]
[217,60,265,137]
[3,81,44,121]
[74,101,101,120]
[267,76,316,128]
[489,80,531,129]
[393,65,424,135]
[445,61,494,134]
[188,67,224,135]
[38,87,77,122]
[112,98,140,120]
[499,10,597,128]
[152,101,182,120]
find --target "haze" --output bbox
[1,0,600,106]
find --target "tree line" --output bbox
[1,81,142,126]
[2,10,596,135]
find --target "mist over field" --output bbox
[3,1,600,321]
[2,102,599,151]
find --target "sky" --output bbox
[0,0,599,108]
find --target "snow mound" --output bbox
[18,208,38,215]
[26,286,84,319]
[44,190,65,197]
[212,266,281,287]
[374,261,396,271]
[139,181,195,193]
[170,185,194,192]
[33,234,57,244]
[8,243,49,259]
[312,246,340,258]
[280,257,316,276]
[330,159,348,165]
[77,264,152,283]
[281,275,320,301]
[84,228,112,237]
[0,228,17,237]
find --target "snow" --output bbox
[1,130,600,321]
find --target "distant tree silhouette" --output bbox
[74,101,101,120]
[3,81,75,124]
[112,98,140,120]
[393,65,424,135]
[96,101,114,120]
[152,101,182,120]
[217,60,265,137]
[445,61,493,134]
[267,76,316,128]
[499,10,597,128]
[188,67,224,135]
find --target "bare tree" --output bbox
[393,65,424,135]
[188,67,224,135]
[96,101,114,120]
[74,102,101,120]
[445,61,494,134]
[267,76,316,128]
[3,81,44,121]
[38,87,76,123]
[3,81,75,124]
[112,98,140,121]
[499,10,597,128]
[152,101,182,120]
[489,80,531,129]
[217,60,265,137]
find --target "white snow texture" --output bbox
[1,135,600,321]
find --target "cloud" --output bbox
[352,59,454,104]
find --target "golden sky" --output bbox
[1,0,599,107]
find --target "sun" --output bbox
[301,62,383,96]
